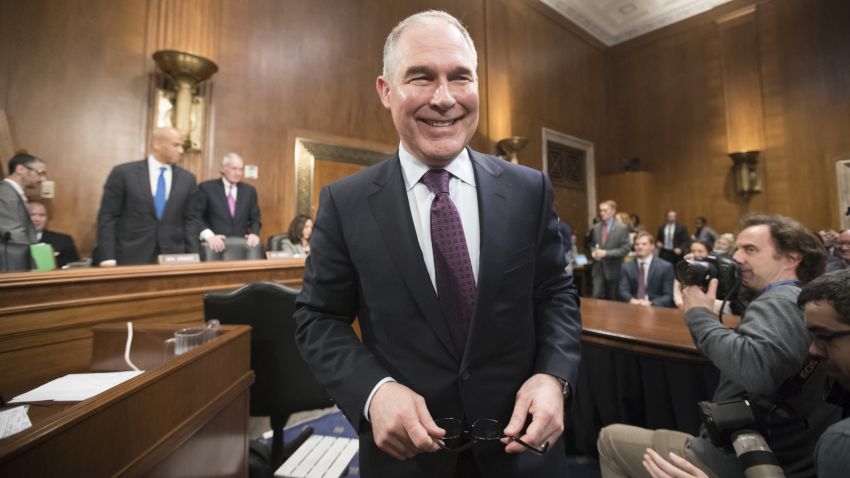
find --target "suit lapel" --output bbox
[368,155,459,363]
[135,160,157,219]
[464,150,509,366]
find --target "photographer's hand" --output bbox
[643,449,708,478]
[681,278,718,315]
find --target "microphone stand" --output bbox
[1,231,11,272]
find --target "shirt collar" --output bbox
[147,155,172,172]
[3,178,26,199]
[221,177,237,190]
[637,255,653,266]
[398,143,475,192]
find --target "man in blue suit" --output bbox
[294,10,581,478]
[618,231,674,307]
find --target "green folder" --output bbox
[30,243,56,271]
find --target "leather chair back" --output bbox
[266,233,289,252]
[200,236,264,261]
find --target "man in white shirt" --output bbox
[95,127,198,265]
[294,10,581,478]
[618,231,674,307]
[0,153,46,244]
[192,153,261,253]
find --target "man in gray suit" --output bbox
[0,153,47,244]
[96,127,198,265]
[590,199,632,300]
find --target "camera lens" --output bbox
[675,260,717,289]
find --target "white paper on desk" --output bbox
[0,405,32,439]
[9,371,143,404]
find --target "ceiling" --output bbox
[540,0,734,46]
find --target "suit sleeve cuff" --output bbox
[363,377,396,422]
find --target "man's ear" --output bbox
[376,76,391,109]
[784,251,802,269]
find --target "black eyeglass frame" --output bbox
[811,329,850,348]
[432,417,549,455]
[23,164,47,177]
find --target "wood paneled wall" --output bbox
[1,0,846,256]
[604,0,850,235]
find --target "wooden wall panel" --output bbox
[608,0,850,234]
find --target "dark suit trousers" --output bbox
[592,272,619,300]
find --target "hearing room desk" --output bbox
[570,299,741,455]
[0,259,305,398]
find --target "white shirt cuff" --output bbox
[200,229,215,241]
[99,259,117,266]
[363,377,396,422]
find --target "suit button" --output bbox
[461,372,470,381]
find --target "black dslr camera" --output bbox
[675,255,739,300]
[698,398,760,448]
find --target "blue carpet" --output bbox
[281,410,601,477]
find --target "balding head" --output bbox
[151,127,185,165]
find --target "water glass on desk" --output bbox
[163,319,220,357]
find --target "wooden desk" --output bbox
[580,298,740,362]
[0,324,253,477]
[0,260,304,397]
[570,299,740,455]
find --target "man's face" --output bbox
[598,204,615,221]
[376,21,479,168]
[221,157,244,184]
[18,160,47,189]
[836,230,850,262]
[667,211,677,224]
[152,129,185,165]
[695,218,705,228]
[634,236,654,259]
[806,301,850,390]
[27,203,48,232]
[732,224,799,290]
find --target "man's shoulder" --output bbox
[42,229,73,242]
[325,154,398,193]
[653,257,673,271]
[198,179,221,190]
[112,159,147,172]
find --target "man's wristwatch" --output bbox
[556,378,570,399]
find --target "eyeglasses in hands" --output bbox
[431,417,549,455]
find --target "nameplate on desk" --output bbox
[266,251,298,260]
[157,253,200,265]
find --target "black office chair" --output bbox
[200,237,265,261]
[203,281,333,468]
[266,233,289,252]
[0,241,33,272]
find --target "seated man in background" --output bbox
[618,231,674,307]
[598,213,839,477]
[826,229,849,272]
[193,153,261,253]
[643,268,850,478]
[27,201,79,267]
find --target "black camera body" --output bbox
[698,398,759,448]
[675,255,739,300]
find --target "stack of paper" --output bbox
[275,434,358,478]
[9,371,143,403]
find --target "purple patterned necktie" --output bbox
[422,169,477,355]
[637,261,647,299]
[227,185,236,217]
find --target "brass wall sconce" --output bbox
[729,150,761,197]
[497,137,528,164]
[152,50,218,151]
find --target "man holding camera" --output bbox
[598,213,839,477]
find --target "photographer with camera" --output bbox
[598,214,840,477]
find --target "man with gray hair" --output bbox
[294,10,580,477]
[192,152,261,253]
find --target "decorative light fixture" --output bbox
[497,136,528,164]
[729,150,761,197]
[152,50,218,150]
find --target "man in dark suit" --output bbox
[0,153,46,244]
[590,199,632,300]
[656,209,690,265]
[192,153,261,252]
[294,11,581,477]
[618,231,674,307]
[27,201,79,267]
[96,127,198,265]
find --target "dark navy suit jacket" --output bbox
[618,256,675,307]
[192,179,261,238]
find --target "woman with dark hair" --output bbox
[280,214,313,256]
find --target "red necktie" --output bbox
[422,169,477,355]
[601,222,608,246]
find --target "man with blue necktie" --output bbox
[96,127,198,265]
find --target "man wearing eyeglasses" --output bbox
[0,153,47,244]
[294,10,581,478]
[826,229,849,273]
[598,213,839,477]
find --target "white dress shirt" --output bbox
[364,144,481,420]
[636,255,653,286]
